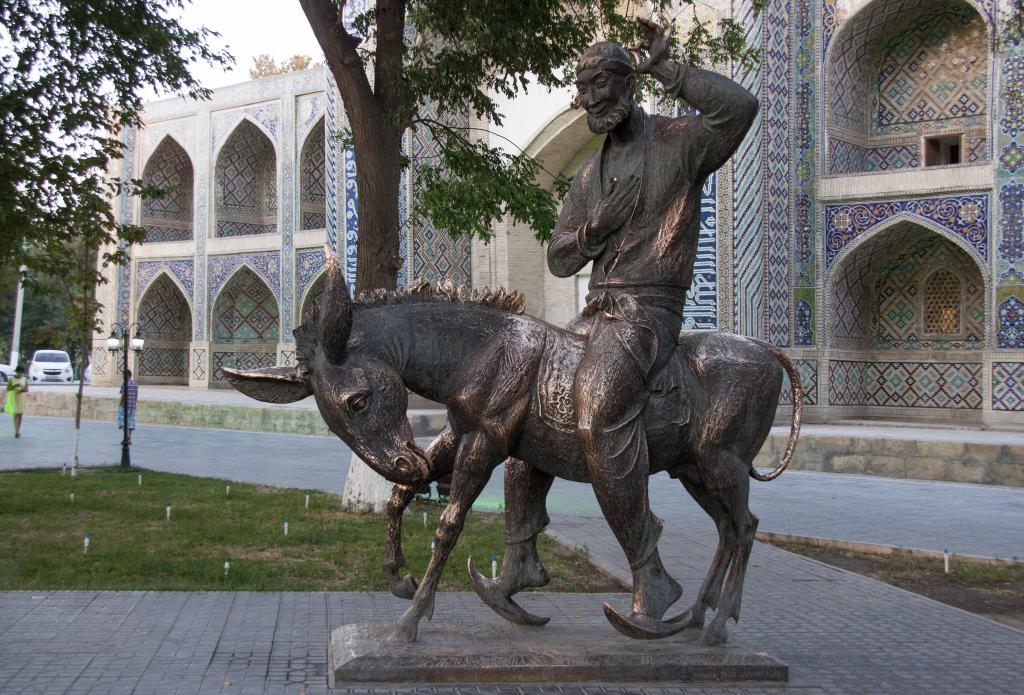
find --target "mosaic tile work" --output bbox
[871,239,984,350]
[824,0,992,176]
[215,221,276,238]
[828,140,922,173]
[117,127,137,329]
[191,347,207,381]
[300,274,325,323]
[731,0,765,339]
[296,247,326,307]
[793,0,816,343]
[825,194,988,268]
[828,360,982,409]
[207,253,281,307]
[992,362,1024,411]
[682,174,718,331]
[210,103,279,152]
[211,266,280,343]
[137,274,191,340]
[141,136,194,242]
[300,119,326,230]
[765,0,792,346]
[211,350,276,382]
[135,259,194,300]
[873,11,987,136]
[325,68,340,252]
[780,358,819,405]
[138,347,189,380]
[215,119,277,238]
[91,347,108,377]
[998,294,1024,349]
[997,24,1024,345]
[343,146,358,294]
[409,116,472,287]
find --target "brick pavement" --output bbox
[3,417,1024,692]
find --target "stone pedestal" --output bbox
[329,622,788,685]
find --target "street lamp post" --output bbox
[107,324,144,469]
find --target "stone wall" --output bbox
[753,431,1024,487]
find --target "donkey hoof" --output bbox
[602,602,688,640]
[387,572,419,600]
[698,622,728,646]
[468,557,550,626]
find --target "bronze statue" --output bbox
[548,19,760,642]
[225,22,802,648]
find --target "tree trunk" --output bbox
[299,0,409,510]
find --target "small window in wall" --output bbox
[924,269,961,335]
[923,134,962,167]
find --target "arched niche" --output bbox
[825,0,990,176]
[300,118,326,231]
[209,265,280,384]
[136,273,191,384]
[826,220,986,416]
[215,120,278,238]
[141,137,194,242]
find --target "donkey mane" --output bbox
[293,281,525,373]
[353,281,525,315]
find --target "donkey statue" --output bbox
[225,256,802,646]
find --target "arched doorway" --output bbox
[215,120,278,238]
[136,274,191,384]
[299,118,326,231]
[827,221,986,419]
[141,137,194,242]
[210,266,280,384]
[825,0,990,176]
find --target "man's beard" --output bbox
[587,99,632,134]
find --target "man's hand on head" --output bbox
[634,15,672,75]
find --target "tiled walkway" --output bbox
[2,416,1023,692]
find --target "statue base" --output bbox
[328,622,788,685]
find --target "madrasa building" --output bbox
[92,0,1024,429]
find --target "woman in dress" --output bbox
[4,365,28,438]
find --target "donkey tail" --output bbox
[748,340,803,482]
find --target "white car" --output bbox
[0,362,12,383]
[29,350,74,383]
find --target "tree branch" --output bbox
[298,0,377,115]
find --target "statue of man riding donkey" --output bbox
[227,17,803,648]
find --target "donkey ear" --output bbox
[222,366,312,404]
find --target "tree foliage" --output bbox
[0,0,230,355]
[301,0,764,290]
[249,53,320,80]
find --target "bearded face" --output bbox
[576,67,635,134]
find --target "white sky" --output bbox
[153,0,573,150]
[170,0,323,92]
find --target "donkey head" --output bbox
[223,255,430,485]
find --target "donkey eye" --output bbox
[348,394,369,413]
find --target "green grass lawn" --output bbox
[0,467,619,593]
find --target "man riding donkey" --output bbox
[543,18,758,635]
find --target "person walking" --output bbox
[118,369,139,443]
[4,365,28,438]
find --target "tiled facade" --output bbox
[96,1,1024,424]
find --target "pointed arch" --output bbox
[141,135,194,242]
[214,118,278,238]
[136,273,192,384]
[824,0,992,175]
[300,116,326,230]
[827,219,986,352]
[210,265,280,343]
